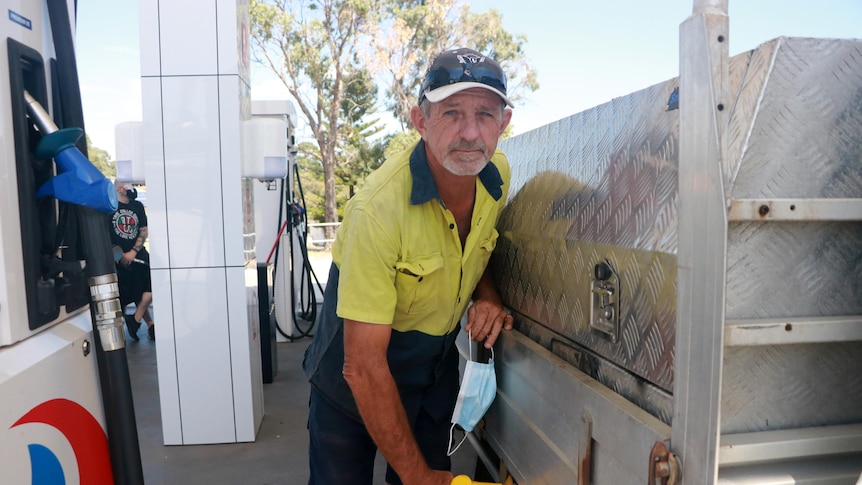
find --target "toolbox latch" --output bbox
[590,260,620,342]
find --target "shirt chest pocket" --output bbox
[477,228,499,267]
[394,253,445,315]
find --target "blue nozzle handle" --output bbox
[34,129,118,214]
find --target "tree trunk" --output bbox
[322,146,338,250]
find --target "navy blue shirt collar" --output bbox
[408,139,504,205]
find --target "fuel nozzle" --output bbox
[23,90,118,214]
[23,90,58,134]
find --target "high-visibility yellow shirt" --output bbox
[332,139,510,336]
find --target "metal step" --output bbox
[724,315,862,346]
[718,454,862,484]
[718,423,862,466]
[728,198,862,222]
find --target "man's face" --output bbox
[413,88,512,177]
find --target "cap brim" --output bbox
[424,82,514,108]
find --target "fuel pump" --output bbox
[0,1,143,483]
[24,91,144,485]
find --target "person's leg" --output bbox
[308,386,376,485]
[116,264,141,340]
[141,306,154,326]
[135,266,154,340]
[414,403,452,470]
[134,291,152,323]
[137,295,155,340]
[124,313,141,341]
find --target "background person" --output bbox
[110,181,155,341]
[302,47,515,485]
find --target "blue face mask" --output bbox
[448,336,496,456]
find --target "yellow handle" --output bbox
[450,475,502,485]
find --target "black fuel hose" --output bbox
[44,1,143,482]
[271,163,324,341]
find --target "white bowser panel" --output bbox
[140,77,170,271]
[137,0,160,77]
[0,312,109,483]
[171,267,235,445]
[161,75,226,269]
[0,2,82,347]
[227,265,263,442]
[253,181,283,264]
[218,77,249,269]
[242,117,288,180]
[216,0,251,81]
[115,121,145,184]
[250,98,295,258]
[151,267,182,445]
[152,0,218,76]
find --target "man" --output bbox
[303,47,515,485]
[110,181,155,341]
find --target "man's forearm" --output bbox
[134,227,148,250]
[472,266,502,304]
[346,363,430,482]
[343,320,433,483]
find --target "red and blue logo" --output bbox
[11,398,113,484]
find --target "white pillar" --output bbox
[138,0,263,445]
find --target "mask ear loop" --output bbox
[447,422,468,456]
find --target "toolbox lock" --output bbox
[590,260,620,342]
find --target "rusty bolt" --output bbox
[655,461,670,478]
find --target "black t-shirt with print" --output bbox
[110,199,148,253]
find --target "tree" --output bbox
[294,142,327,222]
[86,134,115,179]
[368,2,538,129]
[249,0,537,231]
[335,68,386,198]
[249,0,384,242]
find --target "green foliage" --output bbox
[250,0,537,222]
[372,1,539,129]
[294,145,327,222]
[336,66,386,198]
[384,130,421,160]
[250,0,386,232]
[86,134,115,179]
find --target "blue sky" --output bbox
[76,0,861,157]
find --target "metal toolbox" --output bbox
[488,35,862,483]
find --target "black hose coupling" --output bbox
[88,273,126,351]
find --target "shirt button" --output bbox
[449,223,455,229]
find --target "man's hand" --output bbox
[466,267,514,349]
[120,250,136,266]
[422,470,455,485]
[402,468,455,485]
[465,298,513,349]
